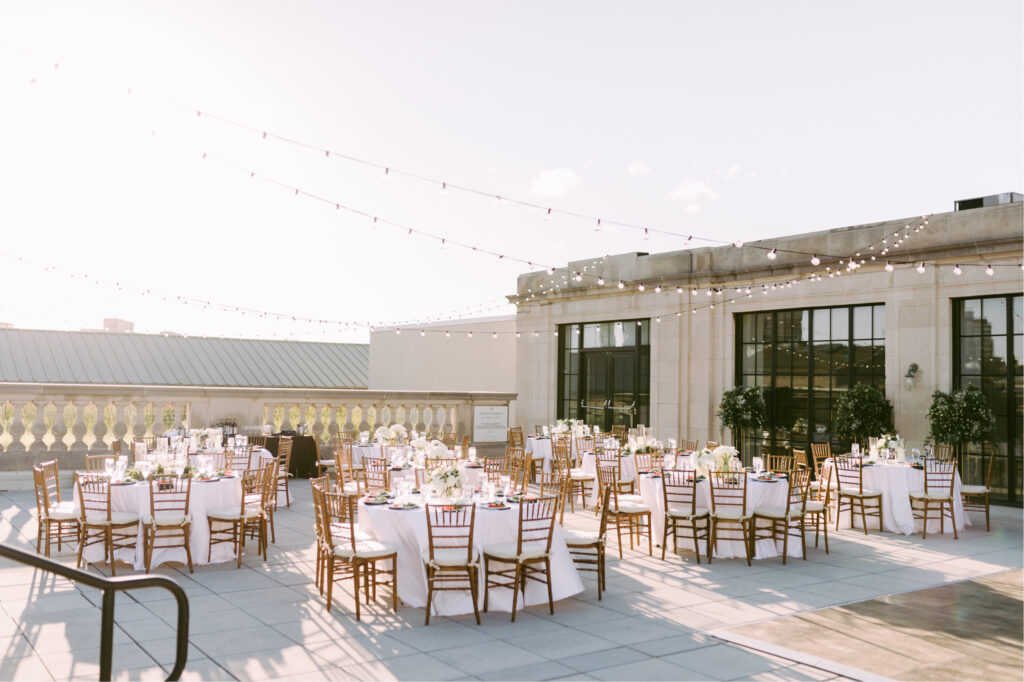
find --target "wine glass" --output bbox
[752,457,763,475]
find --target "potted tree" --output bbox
[833,383,892,451]
[927,385,996,475]
[717,385,767,464]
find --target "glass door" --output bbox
[581,351,637,431]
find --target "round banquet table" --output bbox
[358,498,583,616]
[580,451,637,506]
[638,472,803,560]
[821,460,968,535]
[525,436,586,473]
[352,444,380,468]
[75,475,242,570]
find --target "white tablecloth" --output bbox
[638,473,802,560]
[580,452,637,506]
[359,499,583,616]
[75,476,242,570]
[352,444,380,468]
[822,461,968,535]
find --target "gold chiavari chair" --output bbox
[334,440,364,494]
[574,436,594,467]
[483,455,504,486]
[661,468,710,563]
[752,469,809,565]
[143,474,194,573]
[766,453,795,473]
[810,442,832,463]
[310,476,330,593]
[33,462,77,557]
[526,472,568,522]
[275,436,295,508]
[483,495,558,622]
[704,440,721,451]
[319,488,398,619]
[611,425,627,441]
[809,446,832,503]
[247,435,269,450]
[203,452,229,470]
[362,456,391,492]
[461,435,470,456]
[440,431,458,449]
[317,439,339,479]
[553,441,594,517]
[423,503,480,625]
[932,443,954,461]
[75,473,140,575]
[207,466,269,568]
[833,455,883,534]
[961,448,996,532]
[634,451,664,472]
[508,426,524,449]
[679,438,699,452]
[910,459,959,539]
[230,446,253,472]
[707,470,753,566]
[564,486,610,600]
[533,425,545,436]
[595,464,652,558]
[802,466,831,554]
[596,449,635,496]
[792,449,811,471]
[85,454,115,473]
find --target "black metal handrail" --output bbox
[0,543,189,681]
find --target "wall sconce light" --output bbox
[904,363,919,391]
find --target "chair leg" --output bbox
[353,563,361,621]
[510,563,522,623]
[424,566,433,626]
[469,565,481,625]
[183,526,194,573]
[36,519,43,555]
[482,559,490,612]
[985,496,990,532]
[922,500,929,539]
[545,558,554,615]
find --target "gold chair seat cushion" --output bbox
[909,491,954,502]
[341,481,361,494]
[753,505,801,520]
[207,505,262,521]
[318,459,337,467]
[960,484,989,495]
[142,512,190,526]
[483,542,549,562]
[839,487,882,497]
[47,501,78,521]
[712,508,751,521]
[804,501,826,513]
[84,511,139,526]
[333,539,396,560]
[562,529,602,546]
[421,547,479,567]
[667,505,709,519]
[569,470,596,480]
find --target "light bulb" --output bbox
[810,255,820,266]
[445,331,450,338]
[440,182,447,196]
[885,261,894,272]
[676,286,683,294]
[733,240,744,248]
[395,329,401,335]
[654,285,662,293]
[767,248,777,260]
[419,330,425,337]
[492,332,497,339]
[617,280,625,289]
[953,264,962,276]
[691,287,698,296]
[638,283,645,292]
[544,208,552,221]
[655,316,661,323]
[381,167,391,181]
[468,332,473,338]
[643,228,650,240]
[986,264,994,276]
[916,263,925,274]
[706,288,712,296]
[546,267,555,275]
[597,276,605,285]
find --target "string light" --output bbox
[885,261,894,272]
[953,264,962,276]
[617,280,625,289]
[916,262,926,274]
[986,264,994,276]
[637,283,645,292]
[810,254,820,266]
[767,248,777,260]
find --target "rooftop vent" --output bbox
[954,192,1022,211]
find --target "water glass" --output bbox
[752,457,763,475]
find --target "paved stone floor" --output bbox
[1,484,1021,681]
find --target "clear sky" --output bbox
[0,1,1020,342]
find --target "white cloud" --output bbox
[627,161,652,177]
[667,180,718,203]
[530,168,582,198]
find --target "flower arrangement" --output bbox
[427,461,466,499]
[374,425,390,442]
[389,423,408,441]
[427,440,450,458]
[411,437,430,451]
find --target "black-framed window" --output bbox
[735,304,885,456]
[557,319,650,429]
[954,294,1022,502]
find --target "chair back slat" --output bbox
[704,440,720,450]
[149,475,191,518]
[363,456,391,492]
[663,468,699,517]
[320,489,359,556]
[924,459,957,495]
[76,473,112,522]
[767,454,795,473]
[834,455,866,493]
[679,439,699,452]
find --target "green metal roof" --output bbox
[0,329,368,389]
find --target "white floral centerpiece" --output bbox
[411,437,430,452]
[427,461,466,500]
[389,423,408,442]
[427,440,450,458]
[870,433,903,461]
[373,425,391,443]
[554,420,571,434]
[712,445,741,470]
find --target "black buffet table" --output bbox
[262,435,320,478]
